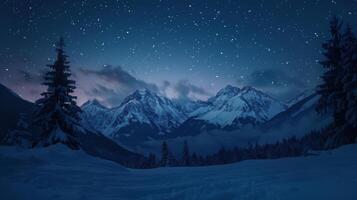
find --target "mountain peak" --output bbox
[216,85,241,97]
[240,86,267,96]
[135,88,155,96]
[216,85,262,97]
[241,85,255,91]
[82,99,106,109]
[195,84,287,128]
[121,88,160,105]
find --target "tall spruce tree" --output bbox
[181,140,190,166]
[317,16,357,147]
[160,141,169,167]
[33,37,81,150]
[341,25,357,130]
[317,16,344,117]
[160,141,177,167]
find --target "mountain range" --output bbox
[172,85,287,137]
[80,84,322,147]
[81,89,187,145]
[0,82,328,155]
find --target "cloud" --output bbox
[76,68,212,106]
[79,65,158,90]
[162,79,212,101]
[2,64,212,107]
[90,84,117,96]
[82,84,124,106]
[77,65,159,106]
[241,69,308,101]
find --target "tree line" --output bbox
[141,128,330,168]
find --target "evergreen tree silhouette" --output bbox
[340,25,357,129]
[181,140,190,166]
[160,141,169,166]
[317,16,344,117]
[33,37,81,150]
[317,16,357,147]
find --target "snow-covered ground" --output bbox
[1,144,357,200]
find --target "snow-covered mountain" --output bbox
[173,98,209,115]
[115,89,187,131]
[196,85,287,126]
[258,92,332,143]
[81,89,188,144]
[82,85,289,142]
[81,99,112,132]
[286,89,315,107]
[140,91,332,156]
[171,85,287,136]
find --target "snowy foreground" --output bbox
[1,145,357,200]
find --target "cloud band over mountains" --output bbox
[2,65,309,107]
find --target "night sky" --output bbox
[1,0,357,107]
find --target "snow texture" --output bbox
[1,144,357,199]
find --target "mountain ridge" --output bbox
[82,85,289,142]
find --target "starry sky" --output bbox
[1,0,357,107]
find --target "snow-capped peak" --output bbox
[114,89,187,129]
[207,85,241,107]
[82,89,188,140]
[80,99,111,133]
[81,86,289,142]
[214,85,241,98]
[82,99,107,109]
[120,88,169,107]
[193,85,287,128]
[241,85,260,93]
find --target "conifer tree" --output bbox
[317,16,344,117]
[160,141,169,166]
[33,37,81,150]
[317,16,357,147]
[341,25,357,129]
[181,140,190,166]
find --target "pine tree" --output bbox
[160,141,169,167]
[317,16,344,117]
[181,140,190,166]
[3,114,34,147]
[331,24,357,144]
[341,25,357,129]
[317,16,357,147]
[317,16,349,148]
[33,37,82,150]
